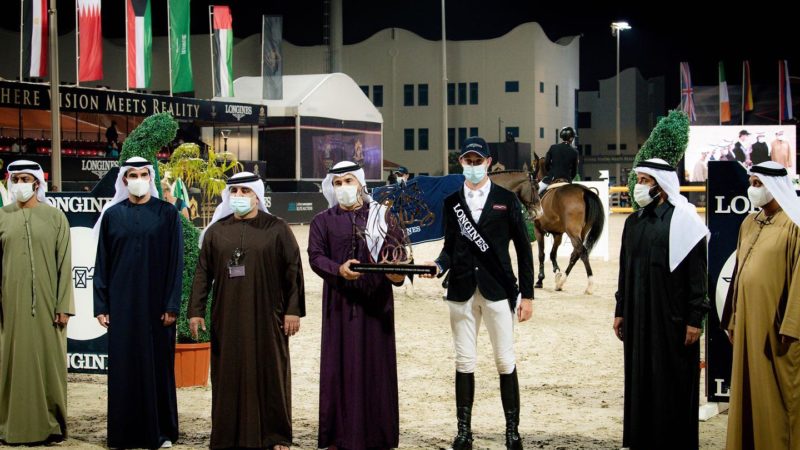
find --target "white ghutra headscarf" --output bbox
[749,161,800,227]
[322,161,387,262]
[199,171,268,246]
[92,156,159,238]
[634,158,710,271]
[6,159,48,203]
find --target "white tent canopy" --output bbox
[218,73,383,124]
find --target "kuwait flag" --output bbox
[22,0,48,78]
[127,0,152,89]
[719,62,731,123]
[78,0,103,82]
[212,5,234,97]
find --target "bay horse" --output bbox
[487,169,543,221]
[526,155,605,294]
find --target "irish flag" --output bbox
[719,62,731,123]
[127,0,152,89]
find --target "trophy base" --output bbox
[351,263,437,275]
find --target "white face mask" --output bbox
[12,182,35,202]
[633,183,657,207]
[747,185,774,208]
[230,196,254,216]
[127,178,151,197]
[462,163,488,184]
[335,185,360,207]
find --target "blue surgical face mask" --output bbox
[462,163,487,184]
[230,196,254,216]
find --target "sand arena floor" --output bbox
[14,214,728,449]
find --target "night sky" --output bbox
[1,1,796,108]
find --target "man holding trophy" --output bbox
[308,161,406,450]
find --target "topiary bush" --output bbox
[176,215,212,343]
[627,110,690,209]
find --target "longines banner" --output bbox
[49,168,118,374]
[706,161,751,402]
[0,80,266,125]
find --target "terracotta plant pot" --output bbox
[175,342,211,388]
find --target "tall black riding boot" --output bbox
[500,368,522,450]
[451,371,474,450]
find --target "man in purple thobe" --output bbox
[309,161,405,450]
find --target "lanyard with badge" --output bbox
[228,221,247,278]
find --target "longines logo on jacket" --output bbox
[453,203,489,252]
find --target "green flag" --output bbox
[169,0,193,93]
[174,178,189,204]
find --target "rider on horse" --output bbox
[538,127,579,195]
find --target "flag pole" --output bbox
[208,5,215,97]
[49,0,62,190]
[167,0,172,96]
[19,0,24,81]
[75,0,79,86]
[125,0,129,91]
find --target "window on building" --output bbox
[458,127,467,148]
[620,144,627,150]
[585,144,592,156]
[404,129,414,150]
[419,172,429,176]
[539,127,544,139]
[403,84,414,106]
[448,128,455,150]
[469,127,479,138]
[555,129,559,144]
[359,85,369,98]
[607,144,616,151]
[418,84,429,106]
[373,85,383,107]
[447,83,455,105]
[458,83,467,105]
[539,82,544,93]
[469,82,478,105]
[505,81,519,92]
[418,129,429,150]
[506,127,520,138]
[555,85,559,107]
[577,112,592,129]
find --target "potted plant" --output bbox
[173,218,213,388]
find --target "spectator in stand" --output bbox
[106,121,119,147]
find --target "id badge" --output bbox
[228,265,245,278]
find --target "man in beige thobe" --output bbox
[723,161,800,449]
[0,160,73,444]
[770,131,793,168]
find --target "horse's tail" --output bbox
[582,188,605,253]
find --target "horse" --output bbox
[487,169,543,221]
[526,154,605,294]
